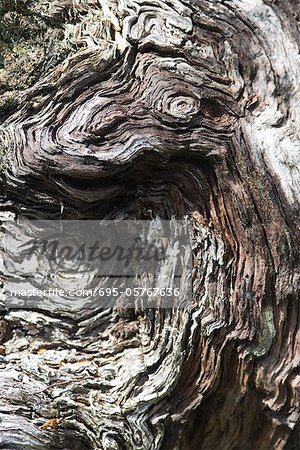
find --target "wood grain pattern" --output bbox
[0,1,299,449]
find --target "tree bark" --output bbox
[0,0,299,449]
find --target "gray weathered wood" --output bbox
[0,0,299,449]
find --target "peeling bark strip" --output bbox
[0,0,299,449]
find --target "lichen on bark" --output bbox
[0,0,71,119]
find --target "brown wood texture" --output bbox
[0,1,299,449]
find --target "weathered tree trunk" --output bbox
[0,0,299,449]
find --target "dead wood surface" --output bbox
[0,1,299,449]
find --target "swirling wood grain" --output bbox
[0,0,299,449]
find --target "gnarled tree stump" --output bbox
[0,0,299,449]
